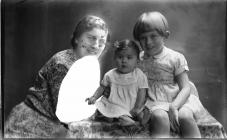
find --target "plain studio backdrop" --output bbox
[2,0,227,130]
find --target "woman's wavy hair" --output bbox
[71,15,108,48]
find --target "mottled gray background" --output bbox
[3,0,226,130]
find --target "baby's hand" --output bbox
[133,108,151,126]
[130,108,141,117]
[85,96,96,105]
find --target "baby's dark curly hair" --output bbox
[114,39,141,59]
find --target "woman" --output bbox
[4,15,109,138]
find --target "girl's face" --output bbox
[115,47,138,74]
[76,28,107,57]
[139,30,164,57]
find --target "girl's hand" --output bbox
[169,104,180,132]
[85,96,96,105]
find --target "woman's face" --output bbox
[76,28,107,57]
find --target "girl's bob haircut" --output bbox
[133,11,169,41]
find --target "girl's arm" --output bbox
[169,71,190,130]
[131,88,147,115]
[171,71,191,109]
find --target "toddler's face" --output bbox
[115,47,138,74]
[77,28,107,57]
[139,30,164,56]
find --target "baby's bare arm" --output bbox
[131,88,147,116]
[86,85,106,104]
[93,85,106,100]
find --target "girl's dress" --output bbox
[4,49,77,137]
[95,68,149,118]
[138,46,205,121]
[56,55,100,123]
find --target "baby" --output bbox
[86,39,150,126]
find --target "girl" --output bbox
[86,39,150,126]
[133,11,202,138]
[4,15,109,138]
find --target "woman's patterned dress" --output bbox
[4,49,76,138]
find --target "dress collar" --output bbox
[142,46,167,60]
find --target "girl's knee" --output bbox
[178,108,201,138]
[151,110,169,123]
[150,110,170,138]
[178,107,194,122]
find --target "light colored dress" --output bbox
[138,46,204,120]
[56,55,100,123]
[95,68,149,118]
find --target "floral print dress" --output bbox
[4,49,77,138]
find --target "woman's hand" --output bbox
[169,104,180,132]
[85,96,96,105]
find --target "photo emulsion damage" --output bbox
[2,0,227,139]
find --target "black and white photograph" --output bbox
[1,0,227,139]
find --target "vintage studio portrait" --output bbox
[2,0,227,139]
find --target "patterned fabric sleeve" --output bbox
[137,68,149,89]
[25,58,68,121]
[5,49,76,137]
[174,53,189,76]
[42,62,69,117]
